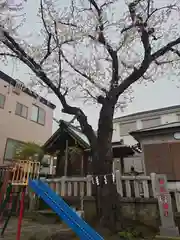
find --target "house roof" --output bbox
[43,120,90,152]
[113,105,180,123]
[0,71,56,110]
[43,120,141,156]
[130,122,180,140]
[68,123,89,146]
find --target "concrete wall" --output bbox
[83,197,160,229]
[119,198,160,229]
[0,78,54,163]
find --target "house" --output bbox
[130,122,180,180]
[0,71,56,164]
[113,105,180,145]
[112,105,180,173]
[42,120,138,176]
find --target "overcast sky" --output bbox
[1,0,180,133]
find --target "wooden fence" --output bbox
[39,172,180,212]
[43,176,92,197]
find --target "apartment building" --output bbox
[0,71,56,163]
[112,105,180,173]
[113,105,180,145]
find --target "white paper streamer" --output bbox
[95,176,99,186]
[104,175,107,184]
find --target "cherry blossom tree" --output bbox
[1,0,180,230]
[0,0,26,33]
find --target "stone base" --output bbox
[159,226,180,237]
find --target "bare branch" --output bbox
[115,36,180,98]
[77,81,98,101]
[145,4,177,23]
[112,0,152,98]
[40,0,52,65]
[1,27,97,146]
[170,48,180,57]
[100,0,116,9]
[40,35,52,65]
[60,49,107,94]
[151,37,180,61]
[54,20,62,89]
[147,0,151,18]
[56,20,77,28]
[88,0,119,89]
[154,59,180,65]
[0,53,18,58]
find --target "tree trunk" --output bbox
[93,101,120,232]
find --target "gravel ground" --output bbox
[0,217,73,240]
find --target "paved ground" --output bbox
[0,217,72,240]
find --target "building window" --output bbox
[177,114,180,122]
[0,93,5,109]
[31,105,45,125]
[15,102,28,118]
[141,117,161,129]
[120,121,137,136]
[4,138,24,160]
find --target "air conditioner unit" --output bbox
[12,81,25,95]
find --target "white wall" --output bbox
[112,122,120,142]
[112,112,179,145]
[112,111,180,176]
[124,154,143,173]
[161,113,178,124]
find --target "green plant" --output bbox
[15,141,44,162]
[118,229,141,239]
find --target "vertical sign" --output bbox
[155,174,179,237]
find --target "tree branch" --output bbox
[88,0,119,88]
[151,37,180,61]
[147,0,151,18]
[170,47,180,57]
[54,20,62,89]
[115,36,180,98]
[112,0,152,99]
[1,27,97,146]
[0,53,18,58]
[145,4,176,23]
[60,49,107,94]
[39,0,52,65]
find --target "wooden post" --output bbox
[175,191,180,212]
[150,172,157,198]
[87,175,92,196]
[60,176,66,196]
[115,170,123,196]
[49,156,54,175]
[64,140,68,176]
[125,180,131,197]
[81,154,84,176]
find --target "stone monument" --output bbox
[154,174,179,238]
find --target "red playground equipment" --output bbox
[0,160,40,240]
